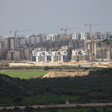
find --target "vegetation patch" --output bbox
[0,70,49,79]
[0,68,112,106]
[0,70,88,79]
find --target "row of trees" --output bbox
[0,64,104,71]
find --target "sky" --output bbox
[0,0,112,36]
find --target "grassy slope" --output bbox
[0,71,49,79]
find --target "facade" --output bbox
[81,32,91,40]
[71,33,81,40]
[0,31,112,62]
[0,48,7,60]
[36,51,51,62]
[51,51,60,62]
[71,49,89,62]
[68,39,85,49]
[93,32,111,40]
[32,48,46,62]
[32,48,69,62]
[5,37,16,50]
[81,32,111,40]
[46,34,59,41]
[7,50,20,60]
[0,41,3,49]
[96,47,111,61]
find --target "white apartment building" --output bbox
[32,48,69,62]
[93,32,111,39]
[59,50,68,62]
[51,51,60,62]
[46,34,59,41]
[81,32,91,40]
[71,33,81,40]
[81,32,111,40]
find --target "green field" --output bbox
[0,70,49,79]
[22,95,80,105]
[0,70,88,79]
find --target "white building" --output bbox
[51,51,60,62]
[81,32,111,40]
[46,34,59,41]
[32,48,69,62]
[71,33,81,40]
[93,32,111,40]
[81,32,91,40]
[59,50,68,62]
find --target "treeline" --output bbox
[0,68,112,105]
[0,65,103,71]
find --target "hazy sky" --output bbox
[0,0,112,36]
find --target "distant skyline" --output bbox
[0,0,112,36]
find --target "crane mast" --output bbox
[61,27,80,39]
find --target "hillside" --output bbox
[0,68,112,105]
[0,74,26,104]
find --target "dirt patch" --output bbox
[42,71,88,78]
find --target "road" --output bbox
[0,103,112,110]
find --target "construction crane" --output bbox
[84,23,99,41]
[61,27,80,39]
[9,29,33,37]
[84,23,93,33]
[84,23,108,34]
[85,23,109,61]
[9,30,25,37]
[84,23,98,60]
[14,30,26,37]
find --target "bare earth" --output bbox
[42,71,88,78]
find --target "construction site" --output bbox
[0,24,112,68]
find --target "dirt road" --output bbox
[0,103,112,110]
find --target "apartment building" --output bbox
[46,34,59,41]
[71,49,89,62]
[32,48,69,62]
[93,32,111,40]
[71,33,81,40]
[5,37,16,50]
[7,50,20,60]
[96,47,111,61]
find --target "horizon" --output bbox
[0,0,112,36]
